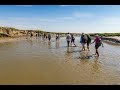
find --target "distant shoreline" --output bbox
[0,26,120,44]
[0,36,27,43]
[102,36,120,44]
[0,36,120,45]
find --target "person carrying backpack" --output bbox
[86,34,91,51]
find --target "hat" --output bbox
[95,34,99,37]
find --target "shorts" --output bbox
[95,44,100,49]
[81,43,86,46]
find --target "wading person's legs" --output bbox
[95,45,99,57]
[71,40,73,45]
[81,43,85,51]
[73,40,76,46]
[67,41,70,47]
[48,38,51,41]
[87,42,90,51]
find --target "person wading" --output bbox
[48,33,51,41]
[66,32,71,47]
[86,34,91,51]
[56,33,60,41]
[91,34,102,57]
[71,34,76,46]
[30,32,33,38]
[80,33,87,51]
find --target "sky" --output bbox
[0,5,120,33]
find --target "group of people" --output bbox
[66,33,76,47]
[66,32,104,57]
[42,33,60,41]
[27,31,103,57]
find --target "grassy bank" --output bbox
[0,33,10,37]
[0,26,120,38]
[89,33,120,37]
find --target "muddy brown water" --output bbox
[0,37,120,85]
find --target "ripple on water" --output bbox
[0,37,119,84]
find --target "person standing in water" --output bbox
[30,32,33,38]
[80,33,87,51]
[36,32,38,39]
[48,33,51,41]
[91,34,102,57]
[43,33,46,40]
[66,32,71,47]
[46,34,48,40]
[86,34,91,51]
[71,34,76,46]
[56,33,60,41]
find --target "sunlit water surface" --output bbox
[0,37,120,85]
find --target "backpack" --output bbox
[66,34,71,41]
[83,35,87,43]
[80,35,86,43]
[87,35,91,43]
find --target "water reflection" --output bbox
[92,57,100,72]
[48,41,51,49]
[0,37,120,84]
[28,39,33,47]
[56,41,60,49]
[64,47,72,62]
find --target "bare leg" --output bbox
[95,49,99,57]
[81,43,85,51]
[87,45,89,51]
[83,45,85,51]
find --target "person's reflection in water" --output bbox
[79,51,88,59]
[56,41,60,49]
[79,51,89,64]
[29,39,33,47]
[48,41,51,49]
[91,57,101,74]
[64,47,74,63]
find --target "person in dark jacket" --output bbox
[71,34,76,46]
[48,33,51,41]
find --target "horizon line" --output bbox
[0,26,120,34]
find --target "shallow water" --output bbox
[0,37,120,85]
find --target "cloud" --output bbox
[15,5,33,7]
[56,16,73,20]
[5,16,73,23]
[73,12,94,18]
[100,17,120,25]
[60,5,78,7]
[1,14,120,33]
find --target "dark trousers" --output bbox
[67,41,70,47]
[48,38,51,41]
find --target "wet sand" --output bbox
[0,37,120,85]
[0,37,27,43]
